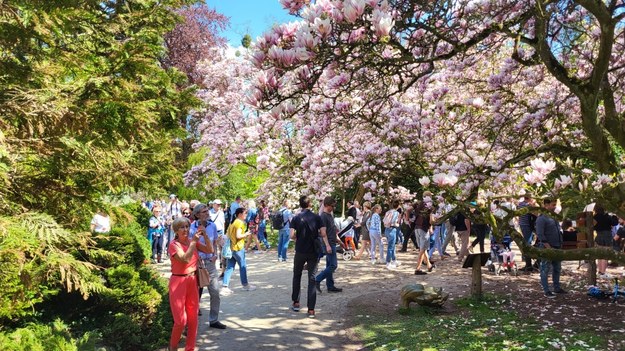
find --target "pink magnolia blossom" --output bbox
[529,158,557,175]
[280,0,310,14]
[432,173,459,187]
[313,17,333,37]
[554,175,573,189]
[370,8,394,38]
[524,170,546,185]
[343,0,366,23]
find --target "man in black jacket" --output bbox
[290,195,332,318]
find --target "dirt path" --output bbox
[156,247,476,351]
[157,243,625,350]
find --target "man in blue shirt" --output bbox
[277,199,293,262]
[229,196,242,223]
[190,204,226,329]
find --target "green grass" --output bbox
[352,295,606,351]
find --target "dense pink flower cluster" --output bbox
[187,1,625,207]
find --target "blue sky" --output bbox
[205,0,297,47]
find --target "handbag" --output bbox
[222,235,233,259]
[197,259,210,288]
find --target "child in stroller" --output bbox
[336,217,356,260]
[487,233,518,275]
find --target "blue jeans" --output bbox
[385,227,397,263]
[395,227,403,247]
[258,222,270,249]
[540,257,562,293]
[223,249,248,287]
[316,244,338,289]
[429,225,445,257]
[520,224,534,266]
[369,232,385,261]
[278,228,290,260]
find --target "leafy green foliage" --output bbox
[92,222,151,268]
[241,34,252,48]
[120,202,152,231]
[178,150,269,202]
[0,0,199,225]
[0,214,104,323]
[93,265,171,351]
[0,319,102,351]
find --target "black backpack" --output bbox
[271,209,286,230]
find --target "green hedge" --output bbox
[0,208,172,351]
[0,319,103,351]
[92,222,152,268]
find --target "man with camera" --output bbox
[190,203,226,329]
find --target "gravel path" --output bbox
[157,239,605,351]
[158,250,371,351]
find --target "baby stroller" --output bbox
[336,217,356,261]
[486,233,518,276]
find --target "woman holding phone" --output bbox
[168,216,210,351]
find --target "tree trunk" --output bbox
[586,211,597,285]
[471,257,482,300]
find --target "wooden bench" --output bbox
[562,231,588,250]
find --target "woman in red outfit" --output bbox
[168,217,212,351]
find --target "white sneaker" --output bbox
[371,259,376,265]
[242,284,257,291]
[599,273,612,279]
[394,260,401,267]
[386,263,396,270]
[220,287,233,296]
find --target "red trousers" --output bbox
[345,237,356,251]
[169,275,199,351]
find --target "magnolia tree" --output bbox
[243,0,624,203]
[221,0,625,263]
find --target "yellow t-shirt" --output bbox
[228,218,247,252]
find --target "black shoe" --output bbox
[544,291,556,298]
[399,249,407,252]
[327,287,343,293]
[414,270,427,275]
[209,321,227,329]
[315,281,322,294]
[554,288,568,294]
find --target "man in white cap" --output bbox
[209,199,225,236]
[164,194,183,255]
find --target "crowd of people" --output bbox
[136,191,625,350]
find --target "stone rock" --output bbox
[400,283,449,308]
